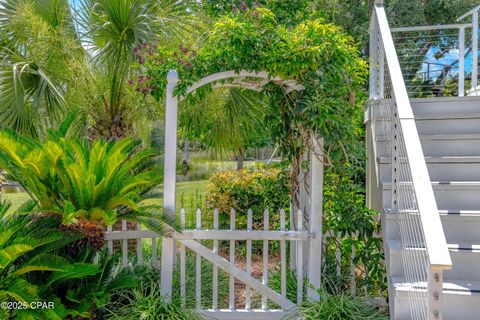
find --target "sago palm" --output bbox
[0,114,165,232]
[0,203,101,319]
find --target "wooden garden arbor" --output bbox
[159,69,325,314]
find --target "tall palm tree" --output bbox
[0,0,201,138]
[0,0,72,136]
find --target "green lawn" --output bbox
[1,180,209,217]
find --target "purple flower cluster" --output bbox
[174,44,196,68]
[134,42,160,65]
[128,74,158,96]
[232,1,259,13]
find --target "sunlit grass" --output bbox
[2,180,209,218]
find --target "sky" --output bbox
[420,46,475,80]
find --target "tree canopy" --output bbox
[135,6,367,209]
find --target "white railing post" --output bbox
[459,26,466,96]
[307,137,323,301]
[372,5,452,319]
[160,69,179,300]
[427,266,444,320]
[473,11,478,90]
[369,20,378,99]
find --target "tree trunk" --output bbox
[182,140,190,176]
[183,140,190,162]
[237,148,245,170]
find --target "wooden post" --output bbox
[307,137,324,301]
[160,70,179,300]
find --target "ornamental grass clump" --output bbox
[104,280,201,320]
[296,290,388,320]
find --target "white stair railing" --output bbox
[370,2,452,320]
[458,4,480,90]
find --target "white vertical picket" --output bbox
[296,211,303,305]
[289,203,296,270]
[122,220,128,267]
[152,237,157,268]
[180,209,186,307]
[136,223,143,265]
[336,235,342,277]
[245,209,253,310]
[107,225,113,254]
[196,208,202,309]
[151,237,158,267]
[262,209,269,310]
[280,209,287,299]
[321,234,327,270]
[229,209,236,310]
[212,209,219,310]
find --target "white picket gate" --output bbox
[105,207,366,319]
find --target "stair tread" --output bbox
[378,156,480,164]
[374,112,480,121]
[438,209,480,215]
[376,133,480,142]
[392,277,480,294]
[410,96,480,104]
[384,210,480,221]
[382,181,480,189]
[387,239,480,252]
[415,112,480,120]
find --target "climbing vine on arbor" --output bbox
[134,6,384,293]
[134,5,367,188]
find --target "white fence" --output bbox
[105,208,365,319]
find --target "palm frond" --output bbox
[47,263,100,286]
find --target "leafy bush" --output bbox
[323,171,385,295]
[206,166,290,229]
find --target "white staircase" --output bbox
[371,97,480,319]
[367,2,480,319]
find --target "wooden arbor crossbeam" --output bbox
[177,70,305,102]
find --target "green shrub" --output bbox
[206,167,290,230]
[323,171,385,295]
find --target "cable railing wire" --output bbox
[370,5,452,319]
[391,26,473,97]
